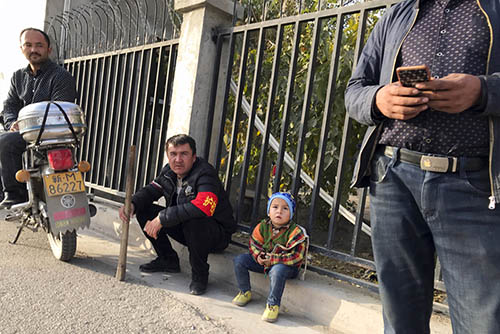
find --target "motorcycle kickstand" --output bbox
[9,221,27,244]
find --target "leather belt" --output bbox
[383,146,487,173]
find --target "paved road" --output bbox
[0,220,231,334]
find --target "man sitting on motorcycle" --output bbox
[0,27,76,208]
[119,134,236,295]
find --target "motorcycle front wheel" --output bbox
[47,230,77,261]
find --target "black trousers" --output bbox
[136,204,230,279]
[0,132,26,195]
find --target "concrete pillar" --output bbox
[167,0,239,158]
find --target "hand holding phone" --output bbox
[375,65,430,120]
[396,65,431,87]
[412,73,482,114]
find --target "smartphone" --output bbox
[396,65,430,87]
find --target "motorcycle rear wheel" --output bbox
[47,230,77,261]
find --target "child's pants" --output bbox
[233,253,299,306]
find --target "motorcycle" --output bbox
[7,101,96,261]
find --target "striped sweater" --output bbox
[249,219,308,269]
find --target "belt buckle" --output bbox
[420,155,457,173]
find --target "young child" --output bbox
[232,192,308,322]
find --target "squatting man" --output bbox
[119,134,236,295]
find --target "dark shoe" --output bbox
[189,280,207,295]
[0,191,28,209]
[189,272,208,295]
[139,257,180,273]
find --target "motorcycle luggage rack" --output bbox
[33,101,80,148]
[27,137,78,148]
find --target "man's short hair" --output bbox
[19,28,51,48]
[166,134,196,155]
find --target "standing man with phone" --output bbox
[345,1,500,333]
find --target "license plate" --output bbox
[44,171,85,197]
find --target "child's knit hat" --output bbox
[267,192,296,220]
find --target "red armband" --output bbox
[191,192,218,216]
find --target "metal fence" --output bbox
[46,0,181,197]
[207,0,399,289]
[64,41,178,197]
[50,0,446,298]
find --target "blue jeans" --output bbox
[370,148,500,334]
[233,253,298,306]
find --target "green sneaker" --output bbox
[232,291,252,306]
[261,304,279,322]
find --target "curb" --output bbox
[86,197,452,333]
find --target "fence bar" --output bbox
[311,244,375,270]
[155,45,176,176]
[327,9,368,248]
[117,51,138,191]
[272,21,302,192]
[83,59,98,182]
[96,56,114,185]
[236,27,265,225]
[290,17,322,197]
[308,14,344,232]
[79,60,89,162]
[110,53,129,189]
[89,57,106,184]
[214,33,236,173]
[223,30,250,194]
[250,24,284,226]
[103,54,122,187]
[143,47,163,181]
[135,48,154,188]
[130,50,147,190]
[74,62,82,99]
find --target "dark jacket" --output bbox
[345,0,500,206]
[2,60,77,130]
[132,157,236,235]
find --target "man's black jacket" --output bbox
[2,60,77,130]
[132,157,236,235]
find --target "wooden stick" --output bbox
[116,145,136,281]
